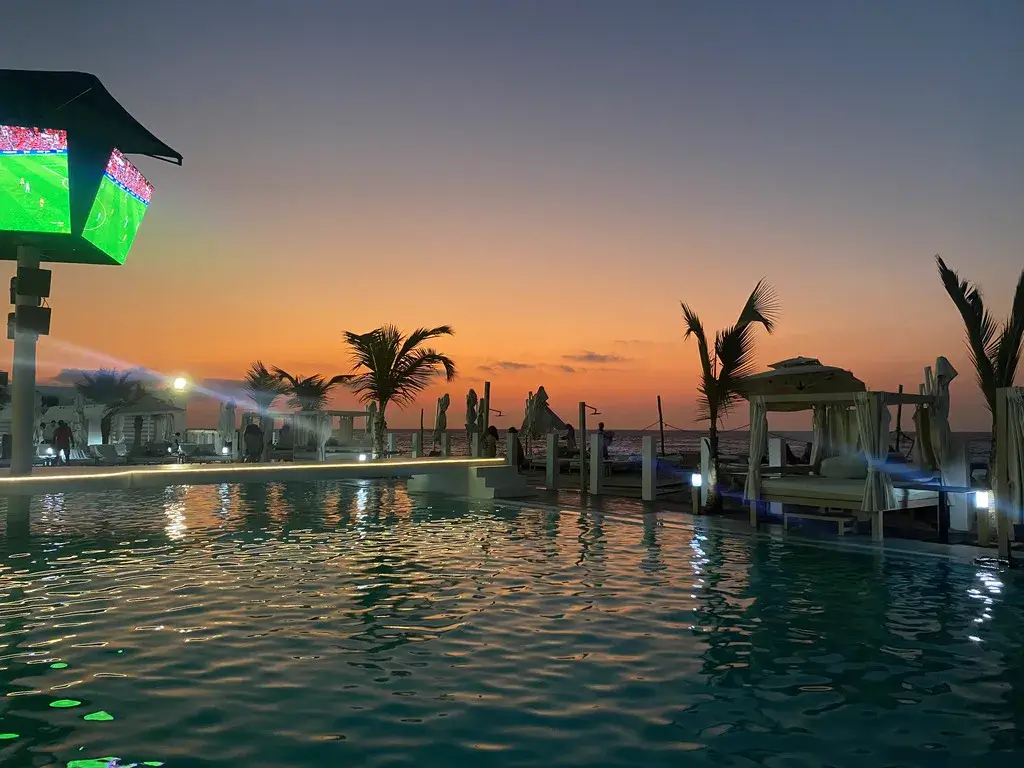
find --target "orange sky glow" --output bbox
[2,3,1021,432]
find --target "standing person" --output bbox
[508,426,527,471]
[45,420,58,445]
[172,432,185,463]
[52,420,74,466]
[481,425,499,458]
[597,422,614,460]
[563,422,577,455]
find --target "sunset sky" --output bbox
[3,1,1022,430]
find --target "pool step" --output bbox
[406,463,535,499]
[469,464,535,499]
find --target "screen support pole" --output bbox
[10,246,41,476]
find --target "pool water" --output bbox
[1,481,1022,767]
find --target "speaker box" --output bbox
[13,305,51,335]
[15,267,52,299]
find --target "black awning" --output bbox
[0,69,182,165]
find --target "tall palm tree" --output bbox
[272,369,349,412]
[75,369,147,444]
[243,361,288,461]
[343,325,457,458]
[682,279,780,511]
[935,255,1024,477]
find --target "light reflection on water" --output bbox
[0,481,1023,768]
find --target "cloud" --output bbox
[557,365,577,373]
[562,351,627,364]
[478,361,536,373]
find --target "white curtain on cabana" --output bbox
[856,392,895,512]
[744,397,768,501]
[810,405,831,467]
[316,412,333,462]
[1006,388,1024,526]
[825,405,857,456]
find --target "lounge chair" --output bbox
[91,444,129,465]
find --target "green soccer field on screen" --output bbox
[82,148,153,264]
[0,124,71,234]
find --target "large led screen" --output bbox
[0,124,72,234]
[82,148,153,264]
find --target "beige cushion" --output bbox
[819,454,868,480]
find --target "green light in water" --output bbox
[0,732,19,739]
[49,698,82,708]
[50,662,69,669]
[83,711,114,721]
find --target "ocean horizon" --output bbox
[377,428,994,463]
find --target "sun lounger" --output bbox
[91,444,129,465]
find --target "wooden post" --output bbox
[545,432,558,489]
[505,431,517,467]
[411,432,422,458]
[589,432,603,494]
[768,436,785,519]
[419,408,425,452]
[440,433,451,457]
[482,381,491,435]
[656,395,666,456]
[893,384,904,451]
[578,401,588,493]
[699,437,711,507]
[995,387,1011,559]
[471,433,480,458]
[386,432,396,457]
[10,247,41,476]
[641,435,656,501]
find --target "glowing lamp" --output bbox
[691,472,703,488]
[171,376,188,392]
[221,446,230,455]
[974,490,990,510]
[358,454,368,462]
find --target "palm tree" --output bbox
[243,361,288,414]
[681,279,780,511]
[272,369,349,412]
[75,369,147,444]
[243,361,288,461]
[272,369,350,450]
[935,255,1024,479]
[343,325,457,458]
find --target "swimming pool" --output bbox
[1,481,1022,766]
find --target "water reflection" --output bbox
[0,486,1023,766]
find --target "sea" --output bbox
[382,429,994,464]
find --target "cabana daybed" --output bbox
[743,389,941,540]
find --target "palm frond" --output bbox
[993,264,1024,389]
[936,255,999,409]
[681,303,713,382]
[243,361,287,413]
[74,368,147,416]
[715,324,760,419]
[735,278,780,333]
[682,282,777,426]
[272,368,346,411]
